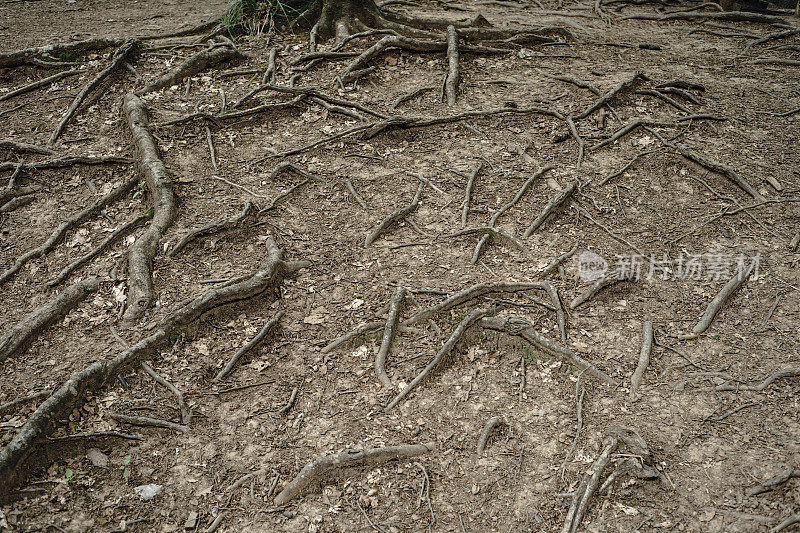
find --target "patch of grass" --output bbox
[219,0,312,36]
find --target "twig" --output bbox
[278,382,301,416]
[205,126,218,170]
[345,179,369,209]
[273,443,435,505]
[215,311,284,381]
[109,412,187,432]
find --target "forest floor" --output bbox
[0,0,799,531]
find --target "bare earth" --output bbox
[0,0,799,531]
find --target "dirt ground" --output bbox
[1,0,799,531]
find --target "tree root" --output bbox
[345,179,369,209]
[0,194,35,213]
[635,88,692,113]
[444,25,460,105]
[692,258,755,334]
[622,9,792,24]
[365,183,423,246]
[0,38,124,68]
[0,155,132,172]
[47,213,150,287]
[523,180,578,237]
[0,279,99,363]
[258,162,320,214]
[215,311,284,381]
[109,412,187,433]
[480,316,615,385]
[376,286,407,389]
[570,274,622,310]
[461,162,482,227]
[50,41,139,143]
[713,367,800,392]
[771,514,800,533]
[0,177,137,285]
[450,226,529,264]
[0,237,308,500]
[0,140,56,156]
[385,307,493,410]
[0,69,85,103]
[575,71,648,120]
[142,362,191,425]
[0,390,51,416]
[629,320,653,400]
[122,92,177,323]
[562,436,617,533]
[233,83,386,119]
[161,95,306,127]
[137,39,243,95]
[169,201,254,257]
[476,416,504,455]
[273,442,435,506]
[747,468,800,496]
[538,243,579,278]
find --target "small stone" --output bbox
[184,511,198,529]
[134,484,162,500]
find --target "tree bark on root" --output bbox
[0,238,308,501]
[274,442,435,506]
[122,92,177,323]
[375,286,406,389]
[692,259,755,334]
[169,201,254,257]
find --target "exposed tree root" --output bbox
[0,237,308,500]
[50,40,139,143]
[570,274,623,309]
[0,177,137,285]
[575,71,648,120]
[597,150,655,186]
[233,85,386,119]
[538,243,579,278]
[629,320,653,400]
[392,85,437,109]
[215,311,284,381]
[122,92,177,323]
[771,514,800,533]
[0,278,99,363]
[523,180,577,237]
[142,362,191,425]
[444,25,460,105]
[461,162,482,227]
[476,416,504,455]
[0,38,124,68]
[0,194,34,213]
[364,183,423,246]
[345,179,369,209]
[692,258,755,334]
[622,9,792,24]
[109,412,187,433]
[635,88,692,113]
[747,468,800,496]
[376,286,407,389]
[450,226,528,263]
[562,436,617,533]
[160,95,306,127]
[169,201,254,257]
[0,140,56,155]
[480,316,615,385]
[137,39,243,95]
[258,162,320,214]
[714,367,800,392]
[0,390,51,417]
[273,442,435,506]
[47,214,151,287]
[385,307,493,410]
[0,155,132,172]
[0,69,85,103]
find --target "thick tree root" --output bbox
[676,144,764,201]
[629,320,653,400]
[385,307,493,410]
[692,259,755,334]
[476,416,504,455]
[0,279,100,363]
[479,316,615,385]
[274,442,435,506]
[0,194,34,213]
[364,184,423,246]
[0,237,308,500]
[444,25,460,105]
[0,38,124,68]
[562,436,617,533]
[523,180,578,237]
[169,201,254,257]
[122,92,177,323]
[137,39,243,95]
[47,214,150,287]
[376,286,407,389]
[50,41,139,143]
[0,177,137,285]
[215,311,284,381]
